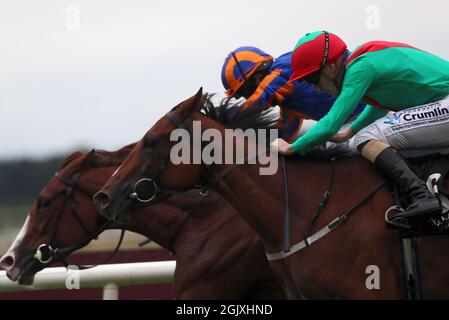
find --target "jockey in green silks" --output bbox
[272,30,449,222]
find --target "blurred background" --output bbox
[1,0,448,254]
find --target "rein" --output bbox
[266,159,387,261]
[281,156,291,252]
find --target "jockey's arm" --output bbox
[291,61,376,155]
[350,104,388,133]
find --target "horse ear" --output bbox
[193,87,205,111]
[175,87,206,117]
[81,149,97,167]
[85,149,96,159]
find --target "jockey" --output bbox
[221,46,366,144]
[273,31,449,221]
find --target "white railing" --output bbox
[0,260,176,300]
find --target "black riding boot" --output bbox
[374,147,441,221]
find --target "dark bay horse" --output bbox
[95,88,449,299]
[0,145,285,299]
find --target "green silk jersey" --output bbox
[291,41,449,154]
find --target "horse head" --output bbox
[0,147,130,285]
[94,87,278,224]
[93,88,209,223]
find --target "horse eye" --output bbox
[39,199,51,209]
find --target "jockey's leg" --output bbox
[356,139,441,220]
[348,96,449,220]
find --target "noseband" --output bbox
[33,172,124,269]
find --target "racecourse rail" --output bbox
[0,260,176,299]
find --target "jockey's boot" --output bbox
[375,147,441,221]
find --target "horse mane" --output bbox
[201,95,279,132]
[200,95,353,161]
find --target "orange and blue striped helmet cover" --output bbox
[221,46,273,97]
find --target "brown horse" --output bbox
[0,145,285,299]
[94,88,449,299]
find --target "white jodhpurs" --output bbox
[350,95,449,151]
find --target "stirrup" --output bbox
[385,205,412,229]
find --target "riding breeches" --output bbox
[350,95,449,151]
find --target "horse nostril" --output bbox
[93,191,111,210]
[0,254,15,271]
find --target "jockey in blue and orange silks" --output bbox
[221,46,366,152]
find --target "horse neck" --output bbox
[192,113,273,172]
[194,115,347,248]
[192,115,284,245]
[81,161,228,253]
[78,165,146,236]
[126,193,226,252]
[209,163,286,247]
[206,151,385,251]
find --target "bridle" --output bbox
[127,112,209,204]
[123,112,211,252]
[127,111,258,205]
[32,171,124,269]
[125,110,265,252]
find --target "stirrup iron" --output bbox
[385,205,412,229]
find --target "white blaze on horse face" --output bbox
[0,214,30,272]
[7,215,30,254]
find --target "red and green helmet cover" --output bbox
[289,31,347,82]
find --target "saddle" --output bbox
[388,147,449,237]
